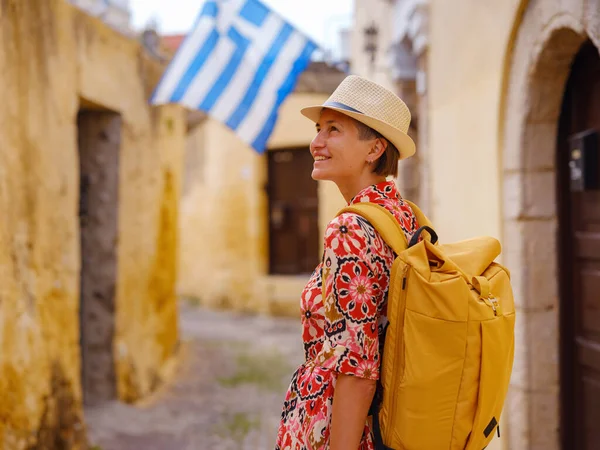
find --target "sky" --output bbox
[128,0,353,54]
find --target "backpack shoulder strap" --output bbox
[404,199,433,229]
[337,202,408,256]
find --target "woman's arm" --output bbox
[330,373,377,450]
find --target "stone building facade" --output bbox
[352,0,600,449]
[0,1,184,448]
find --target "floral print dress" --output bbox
[276,180,419,450]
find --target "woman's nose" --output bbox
[311,130,325,152]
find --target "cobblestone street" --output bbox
[86,302,303,450]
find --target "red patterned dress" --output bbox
[276,180,418,450]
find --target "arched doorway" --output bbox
[499,0,600,447]
[556,40,600,450]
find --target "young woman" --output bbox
[276,75,419,450]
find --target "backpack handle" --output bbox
[472,275,491,298]
[408,226,439,247]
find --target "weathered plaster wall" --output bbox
[428,0,521,243]
[0,1,184,448]
[178,91,346,316]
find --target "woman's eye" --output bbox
[330,126,338,132]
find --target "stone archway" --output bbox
[501,0,600,448]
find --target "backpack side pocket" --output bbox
[465,313,516,450]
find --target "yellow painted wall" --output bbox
[179,91,346,316]
[428,0,521,242]
[0,1,184,447]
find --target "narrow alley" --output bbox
[86,303,303,450]
[4,0,600,448]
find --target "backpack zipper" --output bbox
[385,262,410,443]
[486,295,500,316]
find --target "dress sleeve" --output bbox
[315,212,392,380]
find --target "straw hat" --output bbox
[301,75,415,160]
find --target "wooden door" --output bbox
[268,148,319,275]
[78,110,120,406]
[558,41,600,450]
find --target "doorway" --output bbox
[557,40,600,450]
[77,109,121,407]
[267,148,319,275]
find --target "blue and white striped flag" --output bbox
[151,0,318,152]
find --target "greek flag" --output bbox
[151,0,318,152]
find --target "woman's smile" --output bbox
[314,156,331,165]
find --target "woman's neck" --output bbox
[337,174,387,203]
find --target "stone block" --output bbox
[523,171,557,219]
[510,312,529,389]
[585,0,600,47]
[502,109,525,172]
[509,291,560,393]
[524,220,559,311]
[505,385,560,450]
[529,388,561,450]
[503,218,558,310]
[526,74,567,123]
[528,309,560,389]
[523,122,558,170]
[505,385,531,450]
[502,386,560,450]
[557,0,587,26]
[502,219,525,300]
[503,172,524,220]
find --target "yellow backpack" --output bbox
[337,201,515,450]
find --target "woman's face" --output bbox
[310,109,373,183]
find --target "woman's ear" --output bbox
[370,137,388,161]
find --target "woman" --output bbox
[276,75,419,450]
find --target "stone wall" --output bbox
[0,1,184,448]
[501,1,600,448]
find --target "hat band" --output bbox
[323,101,364,115]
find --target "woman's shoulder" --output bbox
[324,211,376,247]
[325,199,418,252]
[323,211,392,261]
[328,198,416,228]
[388,198,420,234]
[325,211,376,236]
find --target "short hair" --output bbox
[353,119,400,178]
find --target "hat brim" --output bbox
[300,105,416,160]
